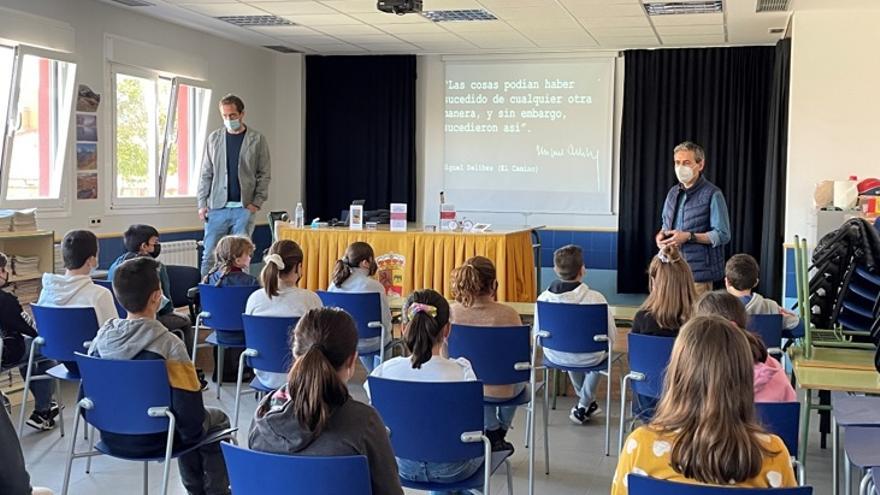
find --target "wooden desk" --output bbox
[276,222,536,302]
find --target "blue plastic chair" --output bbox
[749,314,784,355]
[448,324,541,493]
[221,443,371,495]
[627,474,813,494]
[534,301,615,459]
[61,353,236,495]
[618,333,676,451]
[368,376,513,495]
[842,427,880,495]
[233,315,298,428]
[193,284,259,399]
[756,401,804,485]
[317,291,397,365]
[18,306,101,437]
[94,278,127,318]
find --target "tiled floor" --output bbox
[19,369,839,495]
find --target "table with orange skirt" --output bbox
[275,223,537,303]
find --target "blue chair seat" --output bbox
[93,428,236,461]
[401,451,509,491]
[541,356,607,374]
[627,474,813,494]
[484,386,530,408]
[248,377,275,394]
[46,363,80,382]
[844,427,880,469]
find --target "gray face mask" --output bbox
[675,164,695,184]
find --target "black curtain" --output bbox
[617,44,790,299]
[305,55,417,222]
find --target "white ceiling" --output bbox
[101,0,795,55]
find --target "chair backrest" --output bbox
[535,301,609,354]
[627,333,676,399]
[30,305,100,362]
[241,314,298,374]
[166,265,201,308]
[198,284,258,331]
[75,353,172,435]
[94,278,127,318]
[368,376,484,463]
[448,324,531,385]
[748,314,784,349]
[755,401,800,456]
[317,291,383,340]
[627,475,813,494]
[221,443,371,495]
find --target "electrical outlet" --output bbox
[88,216,102,226]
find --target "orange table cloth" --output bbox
[276,223,536,302]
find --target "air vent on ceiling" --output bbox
[756,0,789,13]
[421,9,497,22]
[215,15,296,27]
[263,45,301,54]
[768,27,785,34]
[109,0,154,6]
[643,1,723,16]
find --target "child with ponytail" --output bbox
[245,240,322,389]
[369,289,482,494]
[328,241,392,373]
[449,256,523,452]
[203,235,258,287]
[249,307,403,495]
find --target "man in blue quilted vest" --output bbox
[655,141,731,296]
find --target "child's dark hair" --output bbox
[450,256,496,308]
[554,244,584,281]
[288,307,358,436]
[113,257,161,313]
[0,252,8,271]
[261,240,304,298]
[332,242,376,287]
[403,289,451,369]
[123,224,159,253]
[694,290,768,363]
[726,254,760,291]
[205,235,255,285]
[62,229,99,269]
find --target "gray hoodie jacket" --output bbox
[744,293,800,330]
[249,388,403,495]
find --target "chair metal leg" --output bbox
[160,417,177,495]
[799,388,811,466]
[61,402,84,495]
[551,370,557,410]
[216,344,224,400]
[543,368,550,476]
[523,406,531,448]
[233,351,248,428]
[505,458,513,495]
[17,342,39,435]
[528,369,537,495]
[56,379,65,438]
[619,375,630,453]
[833,417,839,494]
[859,471,871,495]
[191,316,202,363]
[845,451,852,495]
[604,366,612,456]
[85,425,95,474]
[143,461,149,495]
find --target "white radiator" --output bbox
[155,240,200,268]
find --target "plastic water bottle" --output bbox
[294,202,305,229]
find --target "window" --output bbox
[112,66,211,206]
[0,46,76,207]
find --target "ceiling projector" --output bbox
[377,0,423,15]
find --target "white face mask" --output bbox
[675,164,695,184]
[224,119,241,132]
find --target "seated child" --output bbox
[203,235,258,287]
[449,255,522,452]
[631,244,697,337]
[695,291,796,403]
[245,240,322,389]
[107,225,194,354]
[612,315,797,494]
[327,241,391,373]
[248,307,403,495]
[535,244,615,425]
[725,254,801,335]
[370,289,482,493]
[89,257,231,495]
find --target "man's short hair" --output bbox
[123,225,159,253]
[62,230,98,270]
[113,257,160,313]
[674,141,705,163]
[554,244,584,281]
[725,254,760,291]
[219,94,244,113]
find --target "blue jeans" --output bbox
[359,354,380,374]
[569,371,602,408]
[484,382,527,431]
[397,456,484,495]
[19,337,56,412]
[201,207,256,276]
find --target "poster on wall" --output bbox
[75,114,97,142]
[76,84,101,112]
[76,143,97,171]
[76,173,98,200]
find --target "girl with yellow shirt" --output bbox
[612,315,797,494]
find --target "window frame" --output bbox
[109,63,211,209]
[0,44,77,211]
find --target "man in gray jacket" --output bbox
[197,94,271,275]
